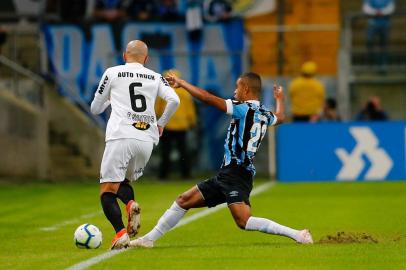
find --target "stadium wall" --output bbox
[0,89,48,178]
[47,90,105,179]
[0,84,104,179]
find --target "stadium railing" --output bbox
[0,54,45,109]
[0,54,48,178]
[338,12,406,120]
[0,23,106,129]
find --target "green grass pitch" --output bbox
[0,179,405,270]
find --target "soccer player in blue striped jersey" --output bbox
[222,99,276,176]
[130,72,313,248]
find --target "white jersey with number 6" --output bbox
[91,62,180,145]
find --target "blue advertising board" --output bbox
[276,122,406,182]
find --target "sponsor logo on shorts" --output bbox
[229,191,239,197]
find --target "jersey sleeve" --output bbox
[225,99,247,119]
[156,75,180,127]
[90,69,112,115]
[268,112,278,126]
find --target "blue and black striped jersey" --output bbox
[222,99,277,175]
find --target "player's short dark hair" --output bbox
[240,72,262,96]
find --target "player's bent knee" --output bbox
[176,193,191,209]
[175,186,205,210]
[176,192,195,210]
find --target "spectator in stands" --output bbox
[363,0,395,68]
[127,0,158,21]
[93,0,129,22]
[156,69,197,180]
[311,98,341,122]
[356,96,389,121]
[186,0,204,41]
[288,61,326,122]
[204,0,232,22]
[158,0,182,21]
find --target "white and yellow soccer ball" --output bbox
[74,224,102,249]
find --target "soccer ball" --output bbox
[74,224,102,249]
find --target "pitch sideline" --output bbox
[65,181,276,270]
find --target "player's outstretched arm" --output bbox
[273,84,286,125]
[166,75,227,112]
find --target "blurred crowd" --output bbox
[44,0,234,23]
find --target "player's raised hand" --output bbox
[165,70,181,88]
[273,84,284,100]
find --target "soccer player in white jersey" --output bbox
[130,72,313,248]
[90,40,180,249]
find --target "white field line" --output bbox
[65,181,276,270]
[39,211,103,232]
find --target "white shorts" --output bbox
[100,138,153,183]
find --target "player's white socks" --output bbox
[142,202,187,242]
[245,216,300,241]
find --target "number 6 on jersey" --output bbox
[129,82,146,112]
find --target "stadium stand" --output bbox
[340,0,406,120]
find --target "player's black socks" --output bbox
[100,192,125,233]
[117,180,135,205]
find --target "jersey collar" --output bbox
[125,62,144,68]
[246,100,260,105]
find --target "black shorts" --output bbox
[197,164,253,208]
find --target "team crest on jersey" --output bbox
[133,121,150,130]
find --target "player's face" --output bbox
[234,78,246,101]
